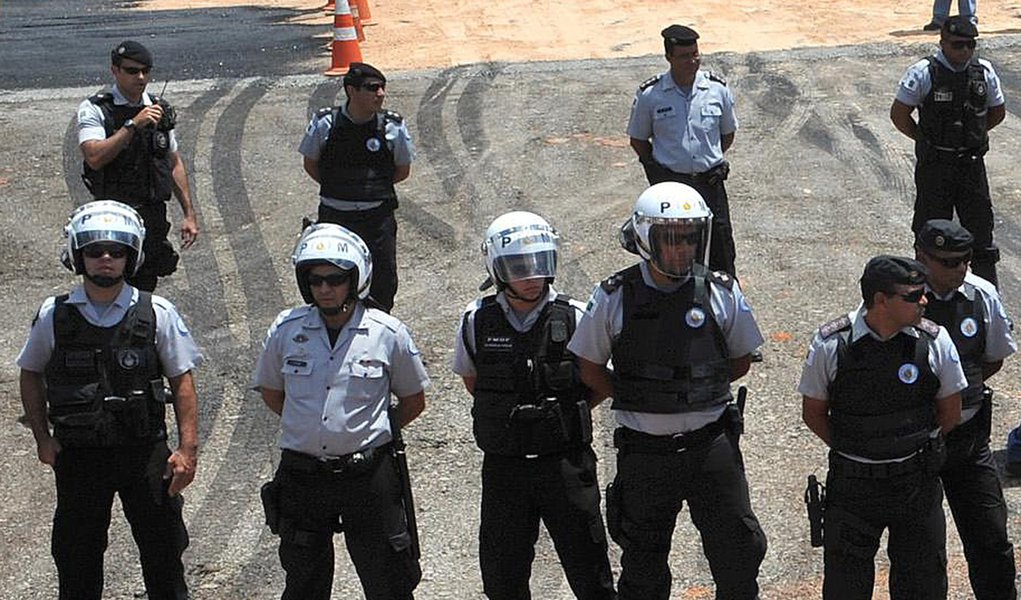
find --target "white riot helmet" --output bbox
[292,223,373,304]
[481,211,559,290]
[628,182,713,278]
[61,200,146,276]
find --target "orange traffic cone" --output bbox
[323,0,335,13]
[355,0,374,25]
[324,0,363,76]
[350,0,365,42]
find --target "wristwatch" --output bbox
[123,118,136,131]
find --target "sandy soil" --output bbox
[140,0,1021,69]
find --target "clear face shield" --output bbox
[492,250,557,284]
[642,218,709,278]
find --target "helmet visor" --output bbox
[646,221,707,277]
[74,229,140,252]
[492,250,557,283]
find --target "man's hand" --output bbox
[180,213,199,248]
[164,446,197,496]
[133,104,164,129]
[36,435,62,466]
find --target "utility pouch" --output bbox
[261,479,282,535]
[105,391,151,439]
[49,382,112,447]
[725,402,744,437]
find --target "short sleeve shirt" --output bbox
[251,304,430,457]
[895,52,1005,108]
[17,284,203,378]
[567,262,763,435]
[627,69,737,173]
[77,84,180,152]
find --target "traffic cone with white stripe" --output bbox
[350,0,365,42]
[324,0,363,77]
[355,0,374,26]
[323,1,335,13]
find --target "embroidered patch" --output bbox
[959,317,979,338]
[898,363,919,384]
[685,307,706,328]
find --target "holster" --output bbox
[261,479,281,535]
[804,474,826,548]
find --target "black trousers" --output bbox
[823,458,946,600]
[52,442,189,600]
[643,164,738,277]
[128,202,179,292]
[479,447,616,600]
[318,204,398,312]
[913,150,998,286]
[942,401,1017,600]
[274,450,420,600]
[609,430,765,600]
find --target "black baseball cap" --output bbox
[111,40,153,67]
[916,219,974,252]
[343,62,386,87]
[661,24,699,46]
[942,15,978,38]
[860,255,928,302]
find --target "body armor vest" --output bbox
[609,265,732,414]
[918,57,989,152]
[924,288,987,410]
[827,317,941,460]
[81,93,173,206]
[318,108,398,206]
[469,295,591,457]
[45,293,167,447]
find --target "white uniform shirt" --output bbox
[77,84,179,152]
[17,284,203,378]
[895,51,1005,108]
[298,104,414,211]
[627,69,737,174]
[567,262,763,435]
[452,286,584,378]
[251,303,430,458]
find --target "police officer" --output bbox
[299,62,414,312]
[890,16,1006,287]
[452,212,616,600]
[78,40,200,292]
[913,220,1017,600]
[17,200,202,600]
[569,182,766,600]
[799,255,965,599]
[252,223,428,600]
[627,24,739,277]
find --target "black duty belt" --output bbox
[281,444,391,476]
[828,449,928,479]
[613,417,726,454]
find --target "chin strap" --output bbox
[85,273,124,288]
[318,297,354,316]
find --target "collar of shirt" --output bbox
[925,282,973,302]
[340,102,376,125]
[660,70,708,95]
[66,283,135,324]
[110,84,152,107]
[298,302,367,341]
[638,261,693,292]
[934,50,975,73]
[495,285,558,332]
[850,306,921,343]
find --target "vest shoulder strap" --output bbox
[51,294,75,343]
[707,269,735,290]
[599,269,631,294]
[119,292,156,346]
[314,106,334,120]
[916,317,940,339]
[88,92,115,107]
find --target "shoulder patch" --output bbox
[708,270,735,290]
[707,70,727,86]
[383,109,404,124]
[819,315,852,339]
[277,305,313,325]
[600,272,625,294]
[638,75,661,91]
[916,317,940,338]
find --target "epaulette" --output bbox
[707,71,727,86]
[88,92,114,105]
[916,317,940,339]
[638,75,661,91]
[382,109,403,124]
[819,315,852,339]
[276,305,313,327]
[600,272,625,294]
[365,307,402,333]
[314,106,334,120]
[708,270,735,290]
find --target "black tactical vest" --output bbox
[318,108,398,206]
[81,93,174,206]
[918,57,989,152]
[468,295,591,457]
[826,316,941,460]
[44,293,167,447]
[924,287,987,410]
[609,264,732,414]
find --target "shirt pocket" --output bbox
[347,359,387,404]
[699,103,722,128]
[281,355,316,398]
[652,105,677,121]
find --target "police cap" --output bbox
[942,15,978,38]
[662,24,699,46]
[916,219,974,252]
[111,40,153,67]
[343,62,387,87]
[860,255,928,301]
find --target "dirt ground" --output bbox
[142,0,1021,68]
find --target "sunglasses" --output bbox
[307,272,350,287]
[925,250,972,268]
[360,82,385,92]
[82,244,128,259]
[119,65,152,75]
[948,39,977,50]
[896,288,927,304]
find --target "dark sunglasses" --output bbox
[948,39,977,50]
[307,272,350,287]
[925,250,972,268]
[119,65,152,75]
[82,244,128,259]
[360,82,385,92]
[895,288,927,303]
